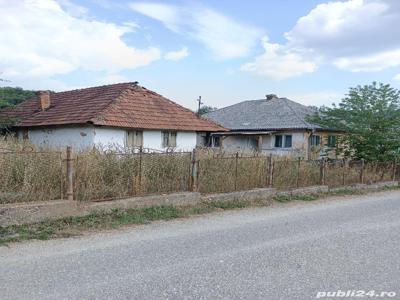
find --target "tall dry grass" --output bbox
[0,137,62,204]
[75,150,191,201]
[0,137,397,203]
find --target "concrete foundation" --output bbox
[1,181,398,226]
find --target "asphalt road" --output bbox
[1,190,400,300]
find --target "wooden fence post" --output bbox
[268,154,274,187]
[296,157,301,188]
[138,146,143,195]
[234,152,239,191]
[360,159,365,184]
[191,149,198,192]
[66,146,74,201]
[319,159,326,185]
[392,158,397,181]
[342,159,346,186]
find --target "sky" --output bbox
[1,0,400,110]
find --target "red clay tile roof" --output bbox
[1,82,226,132]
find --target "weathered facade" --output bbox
[204,95,340,159]
[3,82,225,151]
[18,126,202,151]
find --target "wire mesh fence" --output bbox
[198,157,236,193]
[272,160,299,189]
[197,155,268,193]
[298,160,321,187]
[0,146,398,203]
[0,150,63,204]
[75,151,192,201]
[141,152,192,195]
[364,161,394,184]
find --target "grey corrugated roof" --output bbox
[203,97,322,131]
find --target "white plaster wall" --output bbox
[93,127,126,150]
[143,130,198,151]
[143,130,162,150]
[24,126,199,152]
[26,127,95,150]
[176,131,197,151]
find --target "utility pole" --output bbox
[197,96,203,115]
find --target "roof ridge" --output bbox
[150,88,227,129]
[89,84,137,123]
[137,86,219,125]
[281,98,311,128]
[205,99,258,115]
[55,82,137,95]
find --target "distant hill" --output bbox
[0,87,36,108]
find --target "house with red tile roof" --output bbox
[2,82,226,151]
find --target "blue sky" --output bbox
[1,0,400,110]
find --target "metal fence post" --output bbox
[360,159,365,184]
[66,146,74,201]
[234,152,239,191]
[191,149,198,192]
[319,159,326,185]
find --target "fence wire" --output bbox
[0,151,63,204]
[75,151,192,201]
[197,156,268,193]
[364,161,393,184]
[0,147,397,203]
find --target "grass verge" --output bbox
[1,185,399,246]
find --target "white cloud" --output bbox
[394,74,400,81]
[0,0,161,83]
[285,0,393,58]
[56,0,88,17]
[130,2,263,59]
[334,49,400,72]
[164,47,189,61]
[243,0,400,79]
[287,91,343,107]
[241,37,317,80]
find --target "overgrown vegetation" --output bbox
[75,151,191,201]
[1,185,399,245]
[309,82,400,161]
[0,138,397,203]
[0,138,62,204]
[273,194,319,203]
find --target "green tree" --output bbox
[0,87,35,108]
[198,105,217,115]
[309,82,400,161]
[0,87,35,132]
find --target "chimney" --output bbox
[266,94,278,101]
[38,91,51,110]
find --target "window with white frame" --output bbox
[162,131,177,148]
[126,130,143,147]
[274,134,292,148]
